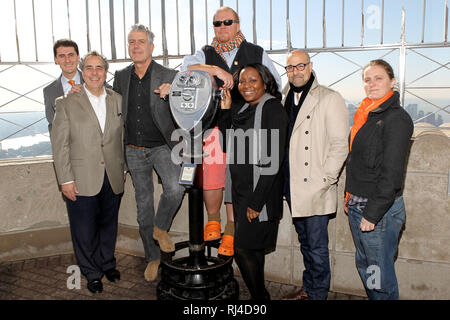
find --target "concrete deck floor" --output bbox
[0,253,366,301]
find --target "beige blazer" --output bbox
[285,74,349,218]
[51,88,125,197]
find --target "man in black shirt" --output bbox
[113,24,185,282]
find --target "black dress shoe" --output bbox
[104,268,121,282]
[87,279,103,294]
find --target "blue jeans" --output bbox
[348,196,406,300]
[126,145,185,263]
[293,215,331,300]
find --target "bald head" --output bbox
[214,6,239,21]
[287,50,310,62]
[213,6,241,43]
[286,50,313,87]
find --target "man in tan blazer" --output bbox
[281,50,349,300]
[51,51,125,294]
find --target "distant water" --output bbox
[0,134,50,150]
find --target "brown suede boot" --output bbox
[153,226,175,252]
[144,260,160,281]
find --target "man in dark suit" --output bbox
[113,24,185,282]
[43,39,83,132]
[51,51,125,294]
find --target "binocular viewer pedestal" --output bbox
[157,70,239,300]
[156,186,239,300]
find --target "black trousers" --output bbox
[234,247,270,300]
[65,173,122,281]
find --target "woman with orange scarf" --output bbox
[345,59,413,299]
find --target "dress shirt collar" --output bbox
[83,84,106,100]
[61,72,81,94]
[83,84,107,133]
[132,60,154,80]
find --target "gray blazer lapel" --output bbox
[55,70,84,99]
[149,65,162,114]
[122,65,133,120]
[55,75,64,98]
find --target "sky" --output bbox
[0,0,448,120]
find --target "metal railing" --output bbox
[0,0,448,156]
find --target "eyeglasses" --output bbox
[285,62,310,73]
[213,19,239,27]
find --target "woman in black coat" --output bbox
[345,59,413,299]
[219,63,288,300]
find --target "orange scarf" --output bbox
[349,90,393,151]
[211,31,245,63]
[345,90,393,208]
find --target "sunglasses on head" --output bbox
[213,19,239,27]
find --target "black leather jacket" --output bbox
[113,61,178,149]
[345,91,413,224]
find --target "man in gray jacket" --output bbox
[43,39,83,131]
[113,24,185,282]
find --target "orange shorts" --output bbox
[197,126,226,190]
